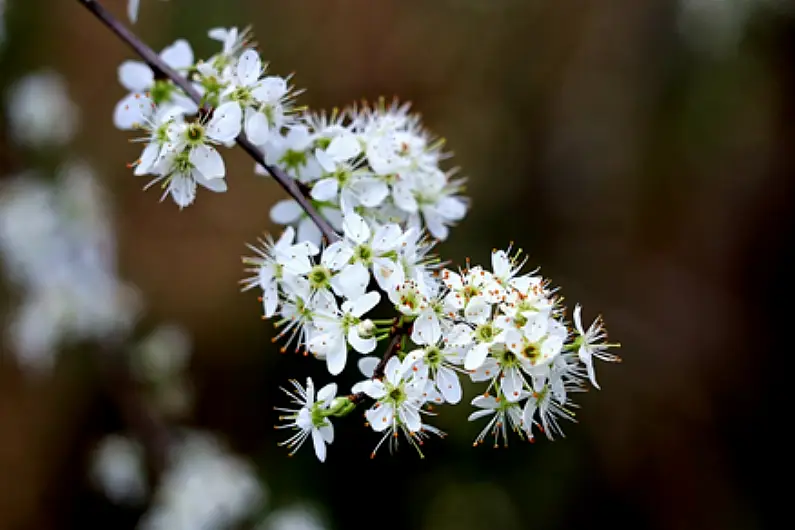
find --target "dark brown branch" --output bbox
[77,0,340,243]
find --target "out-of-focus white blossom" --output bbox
[261,504,327,530]
[130,324,194,417]
[0,164,140,373]
[90,434,147,506]
[5,70,79,148]
[139,431,265,530]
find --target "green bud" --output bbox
[327,396,357,417]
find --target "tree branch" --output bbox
[76,0,340,243]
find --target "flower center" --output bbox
[463,284,480,300]
[186,122,205,145]
[521,342,540,364]
[173,151,193,173]
[354,243,373,264]
[500,349,518,367]
[229,86,254,105]
[425,346,442,367]
[388,386,405,403]
[399,288,420,311]
[280,149,307,170]
[308,265,332,289]
[475,323,495,343]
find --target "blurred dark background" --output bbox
[1,0,793,529]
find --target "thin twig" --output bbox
[77,0,339,243]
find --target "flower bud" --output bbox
[327,396,356,417]
[357,319,376,339]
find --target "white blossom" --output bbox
[276,378,337,461]
[114,39,196,130]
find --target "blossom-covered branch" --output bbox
[83,0,620,463]
[77,0,338,242]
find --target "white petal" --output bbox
[471,394,499,409]
[437,196,467,221]
[326,132,361,161]
[424,210,449,240]
[573,304,585,335]
[470,358,500,382]
[365,403,394,432]
[168,174,196,208]
[325,336,348,376]
[436,366,462,404]
[468,409,495,422]
[442,270,463,290]
[464,297,491,325]
[270,199,303,224]
[314,148,336,174]
[319,423,334,444]
[118,61,153,92]
[305,378,316,404]
[134,143,161,176]
[362,380,386,399]
[342,212,371,244]
[579,345,599,389]
[502,367,524,402]
[245,110,272,145]
[262,283,278,317]
[237,49,262,86]
[351,291,381,317]
[335,263,370,300]
[310,178,339,202]
[352,178,389,208]
[347,328,376,354]
[524,314,549,342]
[358,356,379,377]
[251,76,288,102]
[127,0,141,22]
[372,224,402,252]
[398,405,421,433]
[311,429,327,462]
[384,356,402,386]
[194,170,227,192]
[446,323,474,346]
[207,101,242,143]
[492,250,511,278]
[297,219,322,247]
[113,92,151,130]
[464,343,490,371]
[321,241,355,270]
[271,228,296,252]
[317,383,337,405]
[410,311,441,345]
[373,258,404,292]
[160,39,194,70]
[392,181,418,213]
[523,399,538,428]
[189,145,225,179]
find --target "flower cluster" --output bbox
[102,13,621,463]
[245,203,619,459]
[262,99,467,244]
[115,30,467,245]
